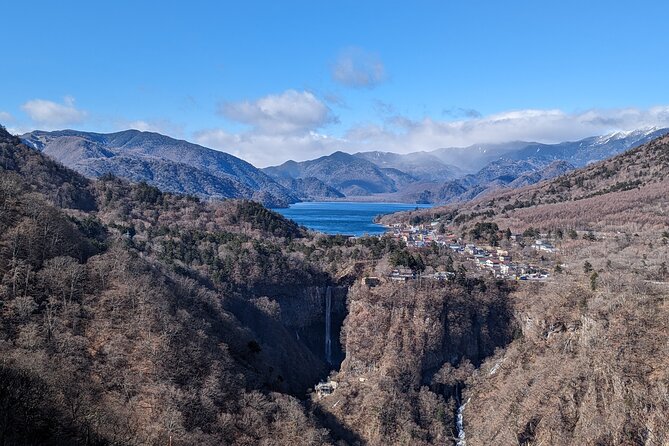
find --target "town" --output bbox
[384,220,557,282]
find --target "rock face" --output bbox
[314,279,515,444]
[21,129,298,207]
[340,281,513,377]
[271,285,349,370]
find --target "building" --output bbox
[315,380,338,397]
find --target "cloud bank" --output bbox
[21,96,87,127]
[218,90,336,134]
[197,104,669,167]
[347,107,669,152]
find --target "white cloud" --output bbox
[332,47,386,89]
[194,105,669,167]
[21,96,87,127]
[0,111,14,122]
[218,90,336,134]
[194,128,342,167]
[343,106,669,153]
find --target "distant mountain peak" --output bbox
[21,129,298,207]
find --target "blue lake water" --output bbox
[272,202,432,236]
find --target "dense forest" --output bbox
[2,124,669,445]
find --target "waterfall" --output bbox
[456,397,470,445]
[325,286,332,365]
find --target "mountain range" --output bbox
[4,122,669,445]
[263,127,669,203]
[18,126,669,207]
[21,129,298,207]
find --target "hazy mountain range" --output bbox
[18,126,669,206]
[264,127,668,204]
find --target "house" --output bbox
[315,380,338,397]
[532,240,558,253]
[390,268,415,282]
[448,244,463,252]
[500,263,514,275]
[539,244,557,253]
[433,271,454,281]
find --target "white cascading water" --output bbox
[456,397,470,445]
[325,286,332,365]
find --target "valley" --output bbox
[4,1,669,444]
[2,124,668,444]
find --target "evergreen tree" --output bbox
[583,261,593,274]
[590,272,599,291]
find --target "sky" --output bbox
[2,0,669,166]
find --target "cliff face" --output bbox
[315,279,515,445]
[272,286,348,369]
[343,280,513,375]
[462,266,669,446]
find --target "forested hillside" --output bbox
[21,129,298,207]
[4,123,669,445]
[382,134,669,444]
[0,126,513,445]
[1,126,331,444]
[263,151,413,196]
[382,134,669,233]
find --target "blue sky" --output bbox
[2,0,669,166]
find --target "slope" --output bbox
[21,129,297,207]
[264,151,417,196]
[353,150,463,182]
[381,132,669,445]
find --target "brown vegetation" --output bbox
[316,279,514,445]
[464,234,669,445]
[3,124,669,445]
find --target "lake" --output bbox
[272,201,432,236]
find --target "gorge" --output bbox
[2,126,669,445]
